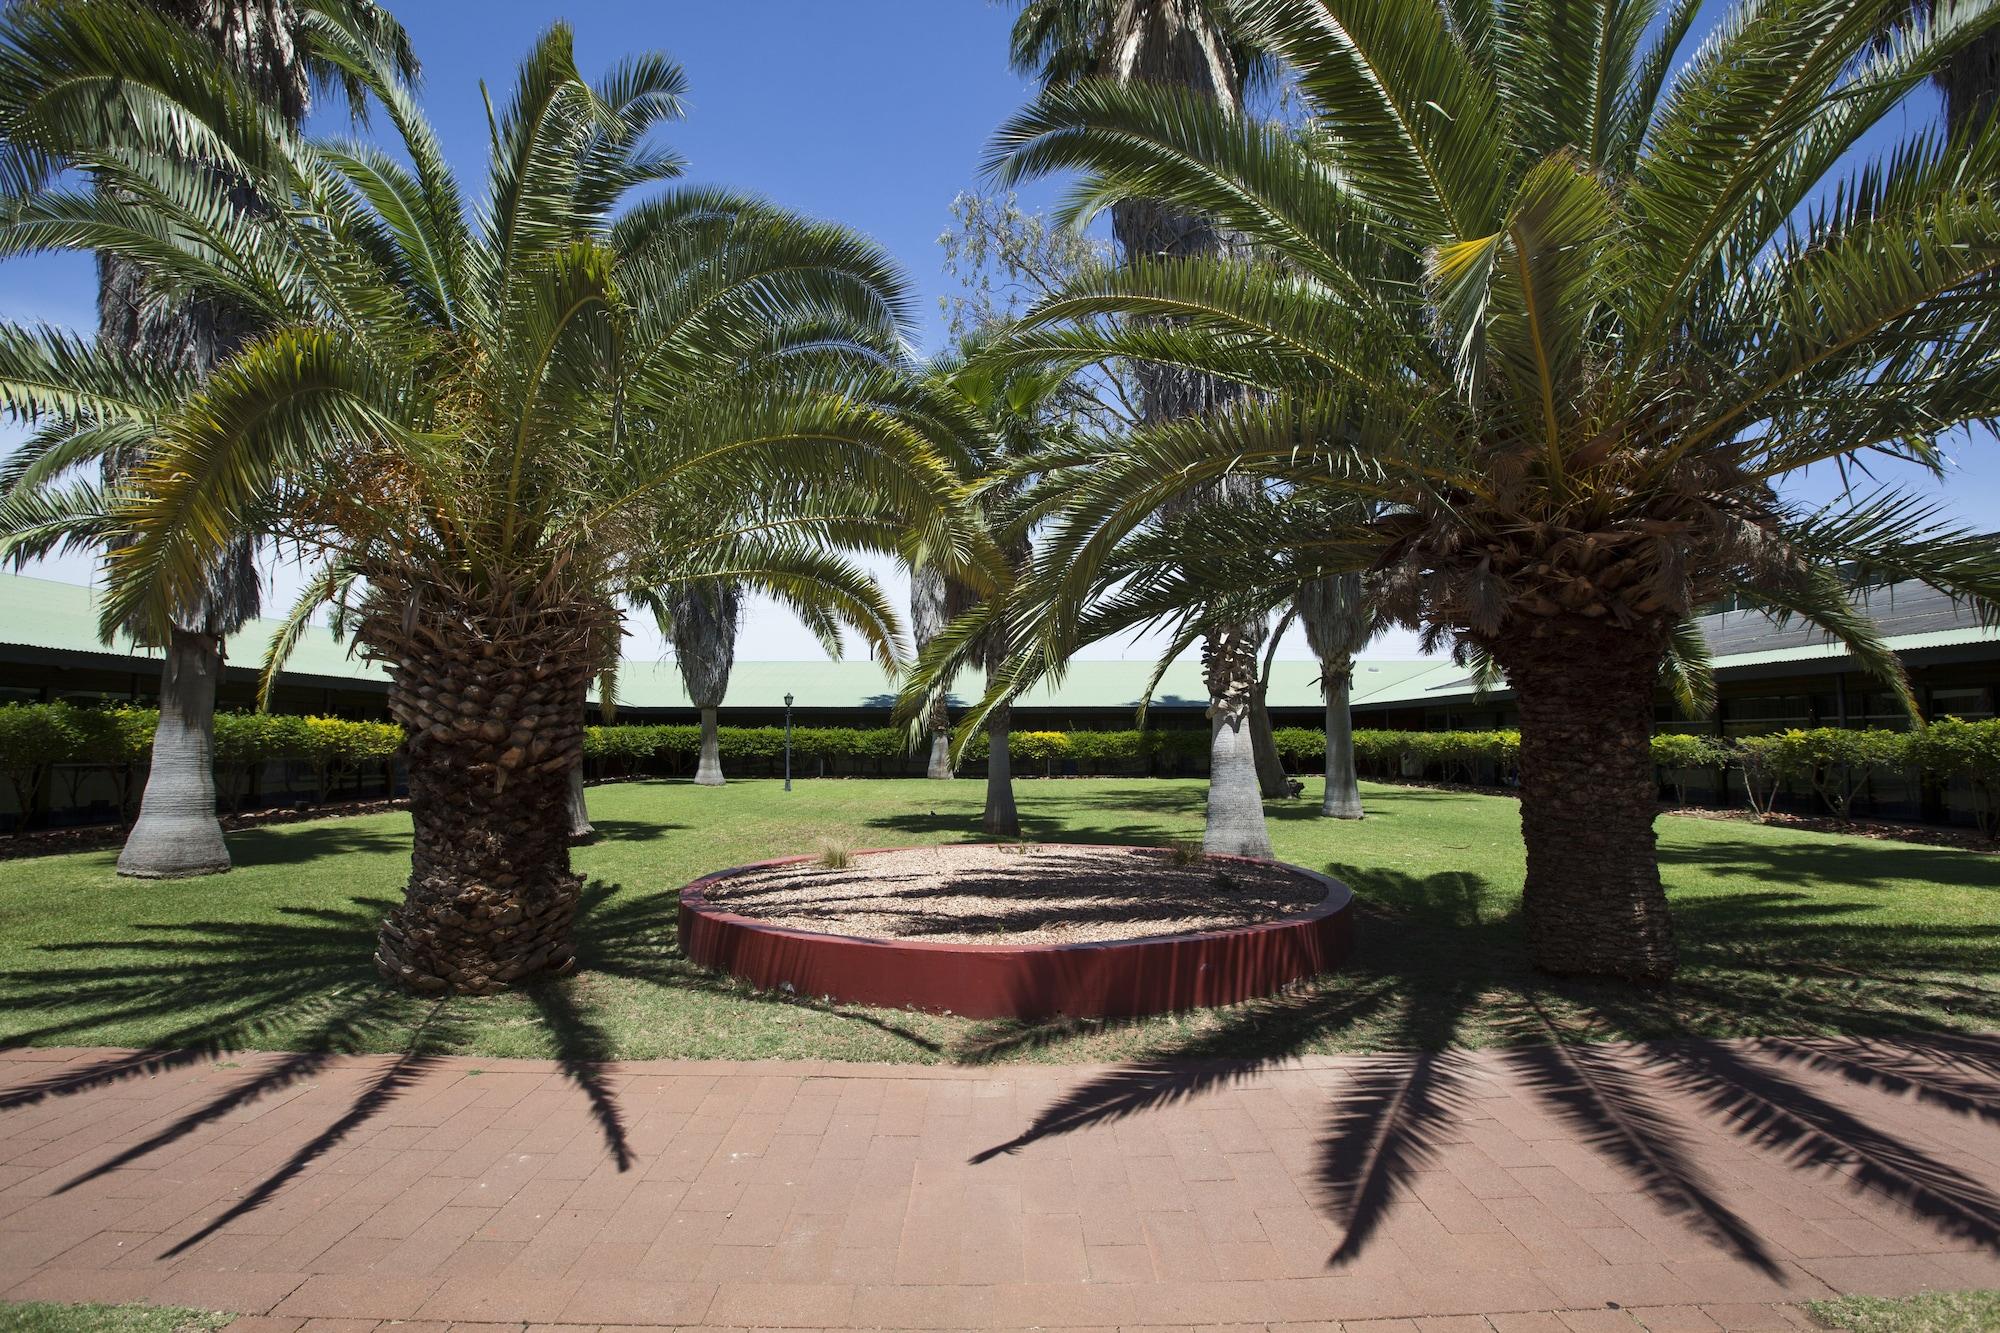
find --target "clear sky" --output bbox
[4,1,1996,669]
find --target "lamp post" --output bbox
[783,692,794,792]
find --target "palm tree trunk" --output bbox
[1495,615,1677,984]
[373,622,589,995]
[1250,682,1288,798]
[1323,665,1364,819]
[117,629,232,878]
[1201,627,1272,857]
[984,700,1018,836]
[926,700,956,779]
[694,707,724,786]
[566,763,594,842]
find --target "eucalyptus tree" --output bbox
[0,0,413,878]
[1007,0,1285,855]
[979,0,2000,981]
[0,18,972,993]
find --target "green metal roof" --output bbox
[4,571,1992,714]
[0,571,387,686]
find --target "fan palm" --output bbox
[1297,573,1377,818]
[912,350,1079,835]
[978,0,2000,982]
[0,0,414,878]
[910,562,981,779]
[0,17,972,993]
[663,580,741,786]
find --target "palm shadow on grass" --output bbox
[6,795,1998,1273]
[958,853,2000,1273]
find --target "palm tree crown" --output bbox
[0,10,973,991]
[976,0,2000,981]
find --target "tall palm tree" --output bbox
[1,0,414,878]
[909,563,972,779]
[1297,574,1375,818]
[664,580,740,786]
[0,14,972,993]
[1927,1,2000,133]
[978,0,2000,982]
[1007,0,1281,855]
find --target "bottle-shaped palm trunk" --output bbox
[1249,681,1288,798]
[911,564,959,780]
[694,707,724,786]
[566,763,594,842]
[1298,574,1374,820]
[666,582,739,788]
[1321,665,1364,819]
[116,628,232,878]
[1200,625,1272,857]
[372,609,593,995]
[1492,614,1677,984]
[984,700,1019,836]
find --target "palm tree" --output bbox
[1297,574,1375,819]
[979,0,2000,982]
[1927,1,2000,133]
[0,0,414,878]
[0,15,971,993]
[1006,0,1281,856]
[664,580,740,786]
[909,563,970,779]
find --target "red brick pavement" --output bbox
[1,1036,1996,1330]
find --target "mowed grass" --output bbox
[0,1302,228,1332]
[1806,1291,2000,1333]
[0,778,1993,1065]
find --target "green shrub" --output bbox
[1735,727,1914,820]
[1915,717,2000,838]
[1650,732,1729,805]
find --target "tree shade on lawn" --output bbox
[1,778,1995,1064]
[976,0,2000,982]
[0,9,972,994]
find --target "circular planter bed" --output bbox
[676,843,1354,1020]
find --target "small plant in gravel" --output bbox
[1164,839,1205,867]
[815,839,856,870]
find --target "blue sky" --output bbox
[4,1,1996,665]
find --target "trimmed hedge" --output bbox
[0,703,402,823]
[6,701,1996,834]
[579,722,1212,776]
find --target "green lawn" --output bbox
[0,778,1993,1065]
[0,1303,227,1333]
[1806,1291,2000,1333]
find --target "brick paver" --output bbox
[1,1035,1995,1330]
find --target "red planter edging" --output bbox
[676,845,1355,1020]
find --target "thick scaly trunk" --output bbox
[1201,627,1272,857]
[1493,615,1677,984]
[117,629,231,878]
[984,700,1018,837]
[1943,30,1999,138]
[1250,682,1288,798]
[373,608,592,995]
[566,763,594,842]
[1323,664,1364,819]
[927,700,956,780]
[694,707,724,786]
